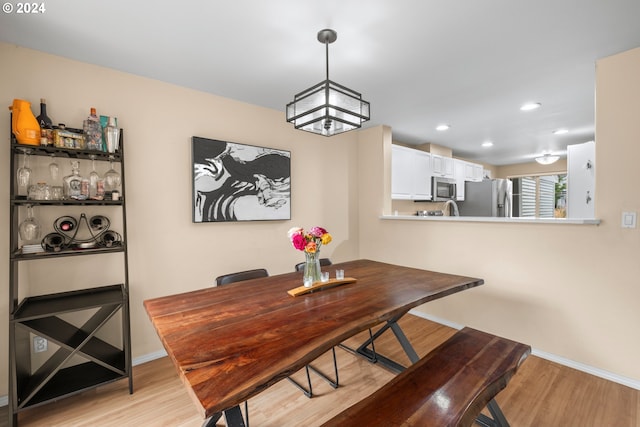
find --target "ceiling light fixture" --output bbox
[436,124,450,131]
[535,153,560,165]
[286,29,370,137]
[481,141,493,148]
[520,102,542,111]
[553,129,569,135]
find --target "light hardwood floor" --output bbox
[3,315,639,426]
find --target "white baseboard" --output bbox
[409,309,640,391]
[132,349,167,366]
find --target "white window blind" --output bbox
[520,177,537,217]
[539,176,556,218]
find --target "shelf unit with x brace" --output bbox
[8,126,132,426]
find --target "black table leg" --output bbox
[202,405,246,427]
[354,315,419,373]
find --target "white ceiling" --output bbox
[2,0,640,165]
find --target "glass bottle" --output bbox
[104,116,120,153]
[36,98,53,146]
[63,160,85,200]
[83,107,103,151]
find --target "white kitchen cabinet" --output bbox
[454,159,466,201]
[431,154,454,178]
[392,145,432,200]
[567,141,595,218]
[462,161,483,182]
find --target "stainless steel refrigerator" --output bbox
[458,179,513,217]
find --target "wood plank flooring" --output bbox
[2,315,638,426]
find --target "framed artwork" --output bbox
[192,136,291,222]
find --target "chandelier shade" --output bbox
[286,29,370,137]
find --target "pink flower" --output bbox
[287,227,303,239]
[309,226,326,238]
[291,233,306,251]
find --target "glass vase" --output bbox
[303,250,322,287]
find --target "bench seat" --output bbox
[321,327,530,427]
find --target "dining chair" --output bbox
[214,268,271,427]
[294,257,332,272]
[215,268,338,399]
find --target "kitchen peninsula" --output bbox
[381,214,600,225]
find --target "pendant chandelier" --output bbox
[286,29,370,137]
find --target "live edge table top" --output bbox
[143,259,484,419]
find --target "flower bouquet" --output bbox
[288,226,332,286]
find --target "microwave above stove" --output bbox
[432,176,457,201]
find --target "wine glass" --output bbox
[89,155,101,198]
[49,154,59,182]
[104,157,121,194]
[16,150,32,195]
[18,205,41,244]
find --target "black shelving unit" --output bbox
[8,127,132,426]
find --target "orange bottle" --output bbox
[10,99,41,145]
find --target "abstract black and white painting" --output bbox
[192,136,291,222]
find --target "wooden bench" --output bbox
[321,327,530,427]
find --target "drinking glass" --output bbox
[89,155,101,198]
[16,150,32,194]
[18,205,41,243]
[104,157,121,193]
[49,154,59,181]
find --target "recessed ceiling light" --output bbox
[436,124,450,131]
[481,141,493,148]
[520,102,541,111]
[553,129,569,135]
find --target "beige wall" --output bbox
[359,46,640,382]
[1,41,640,402]
[0,43,362,396]
[495,159,568,178]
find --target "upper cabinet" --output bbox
[392,145,431,200]
[392,144,487,201]
[431,154,454,178]
[464,161,484,182]
[454,159,466,201]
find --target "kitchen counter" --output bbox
[381,214,600,225]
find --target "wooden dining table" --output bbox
[143,259,484,426]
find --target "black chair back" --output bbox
[216,268,269,286]
[294,258,332,272]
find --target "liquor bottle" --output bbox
[63,160,85,200]
[83,107,103,151]
[36,98,53,146]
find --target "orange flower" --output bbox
[305,241,317,253]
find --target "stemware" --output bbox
[18,205,41,243]
[48,154,59,181]
[16,150,32,194]
[89,155,101,198]
[104,157,121,194]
